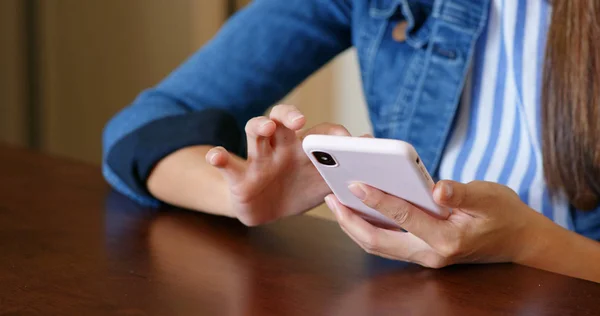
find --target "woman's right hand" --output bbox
[206,104,350,226]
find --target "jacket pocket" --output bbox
[355,0,434,135]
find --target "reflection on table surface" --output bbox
[102,191,594,315]
[3,145,599,315]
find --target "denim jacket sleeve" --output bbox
[101,0,353,206]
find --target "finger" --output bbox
[347,182,450,246]
[325,194,390,253]
[269,104,306,131]
[205,146,245,182]
[271,121,299,149]
[306,123,351,137]
[325,195,430,261]
[338,219,446,267]
[339,223,404,261]
[244,116,276,158]
[360,133,374,138]
[296,123,351,143]
[338,222,368,250]
[433,180,496,213]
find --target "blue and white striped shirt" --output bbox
[438,1,572,228]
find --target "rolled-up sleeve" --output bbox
[102,0,353,206]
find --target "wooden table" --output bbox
[1,145,600,315]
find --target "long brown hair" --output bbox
[543,1,600,210]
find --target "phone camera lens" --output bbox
[312,151,337,166]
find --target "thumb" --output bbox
[206,146,246,183]
[432,180,483,210]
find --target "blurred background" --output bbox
[0,0,371,218]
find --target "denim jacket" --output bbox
[101,0,600,239]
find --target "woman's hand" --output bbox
[207,104,350,226]
[324,180,550,268]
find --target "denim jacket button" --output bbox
[392,21,408,42]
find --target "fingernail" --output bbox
[288,111,304,122]
[208,152,218,164]
[348,183,367,200]
[324,196,338,216]
[260,120,274,129]
[443,182,453,199]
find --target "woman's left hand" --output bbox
[324,180,550,268]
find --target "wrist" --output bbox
[148,145,236,218]
[511,211,600,282]
[512,211,563,266]
[193,173,236,218]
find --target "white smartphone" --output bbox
[303,135,450,229]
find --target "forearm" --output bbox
[147,145,234,217]
[516,214,600,283]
